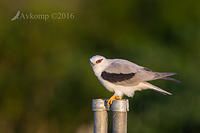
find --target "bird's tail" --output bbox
[142,82,172,95]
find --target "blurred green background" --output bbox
[0,0,200,133]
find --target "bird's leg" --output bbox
[106,95,122,107]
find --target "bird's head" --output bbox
[90,55,106,68]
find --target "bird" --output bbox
[89,55,179,107]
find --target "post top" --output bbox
[111,99,129,112]
[92,99,107,111]
[92,99,129,112]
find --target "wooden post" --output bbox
[111,99,129,133]
[92,99,108,133]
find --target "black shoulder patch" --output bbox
[101,71,135,83]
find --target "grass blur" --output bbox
[0,0,200,133]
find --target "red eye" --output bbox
[96,59,102,64]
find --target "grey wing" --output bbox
[104,59,141,73]
[102,59,156,86]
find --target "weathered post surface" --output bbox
[111,99,129,133]
[92,99,108,133]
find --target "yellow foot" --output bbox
[106,95,122,107]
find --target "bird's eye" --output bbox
[96,59,102,64]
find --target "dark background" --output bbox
[0,0,200,133]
